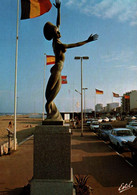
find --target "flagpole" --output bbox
[14,0,19,150]
[43,53,46,120]
[95,90,96,118]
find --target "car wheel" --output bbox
[98,133,101,139]
[109,140,113,146]
[131,151,137,161]
[117,143,123,153]
[133,130,136,135]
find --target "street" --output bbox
[71,127,137,195]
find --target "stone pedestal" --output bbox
[31,124,74,195]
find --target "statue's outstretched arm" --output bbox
[64,34,99,49]
[53,2,61,29]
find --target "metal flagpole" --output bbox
[94,90,96,118]
[81,58,83,137]
[14,0,19,150]
[43,53,46,120]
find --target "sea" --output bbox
[0,113,46,119]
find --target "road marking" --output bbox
[125,160,134,167]
[93,132,135,169]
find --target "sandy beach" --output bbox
[0,114,42,145]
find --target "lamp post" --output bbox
[74,56,89,136]
[43,53,46,121]
[83,88,88,120]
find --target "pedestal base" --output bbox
[31,169,74,195]
[42,120,64,125]
[31,124,74,195]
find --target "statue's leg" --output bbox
[45,73,62,120]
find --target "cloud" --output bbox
[127,65,137,71]
[111,64,137,72]
[101,50,136,62]
[65,0,137,26]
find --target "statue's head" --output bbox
[43,22,56,40]
[43,22,61,40]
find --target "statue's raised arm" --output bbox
[63,34,99,49]
[53,1,61,28]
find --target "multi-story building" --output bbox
[95,104,103,112]
[121,90,137,113]
[106,102,119,112]
[130,90,137,111]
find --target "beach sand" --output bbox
[0,114,42,145]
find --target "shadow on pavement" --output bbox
[72,154,137,187]
[72,141,113,153]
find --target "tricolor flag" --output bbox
[21,0,52,20]
[113,92,120,98]
[124,95,130,99]
[96,89,103,94]
[61,76,67,84]
[46,55,55,65]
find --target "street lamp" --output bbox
[74,56,89,136]
[43,53,46,121]
[75,89,81,95]
[83,88,88,120]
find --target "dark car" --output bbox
[127,137,137,160]
[98,123,113,140]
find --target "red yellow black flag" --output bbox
[96,89,103,94]
[21,0,52,19]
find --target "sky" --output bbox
[0,0,137,113]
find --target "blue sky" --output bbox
[0,0,137,113]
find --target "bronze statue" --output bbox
[43,1,98,121]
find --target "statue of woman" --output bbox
[43,1,98,121]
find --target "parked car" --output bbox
[102,117,109,122]
[109,117,116,122]
[126,137,137,160]
[126,122,137,135]
[125,116,136,122]
[97,118,102,123]
[98,123,113,140]
[86,119,92,126]
[90,121,100,132]
[109,128,136,152]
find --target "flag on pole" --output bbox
[21,0,52,19]
[61,76,67,84]
[96,89,103,94]
[113,92,120,98]
[46,55,55,65]
[124,95,130,99]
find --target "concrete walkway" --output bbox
[0,137,33,195]
[0,127,137,195]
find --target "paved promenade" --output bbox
[0,127,137,195]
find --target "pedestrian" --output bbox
[8,121,12,128]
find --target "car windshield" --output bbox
[116,130,133,136]
[92,122,99,125]
[101,125,112,130]
[132,123,137,126]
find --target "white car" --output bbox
[90,121,99,132]
[109,128,136,151]
[109,117,116,122]
[126,122,137,135]
[98,118,102,123]
[102,117,109,122]
[86,120,92,126]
